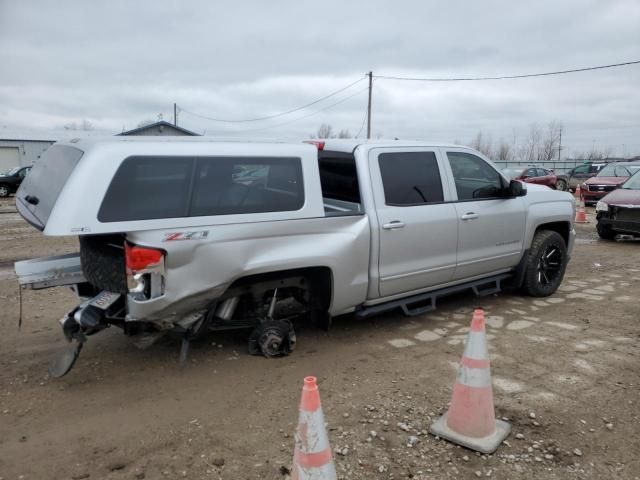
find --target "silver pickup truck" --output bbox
[15,137,575,376]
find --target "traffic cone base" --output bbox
[430,414,511,454]
[429,308,510,454]
[292,376,337,480]
[574,186,588,223]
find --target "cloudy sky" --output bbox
[1,0,639,156]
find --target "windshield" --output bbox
[622,170,640,190]
[597,164,638,177]
[1,167,20,176]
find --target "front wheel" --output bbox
[0,184,9,197]
[596,222,616,240]
[522,230,568,297]
[556,179,567,191]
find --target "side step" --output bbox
[355,273,511,319]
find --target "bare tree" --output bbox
[314,123,335,139]
[539,121,563,161]
[470,131,493,158]
[495,139,513,161]
[521,123,542,162]
[337,129,351,139]
[137,119,155,128]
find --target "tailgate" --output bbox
[14,253,86,290]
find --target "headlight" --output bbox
[595,201,608,212]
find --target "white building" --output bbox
[0,121,199,171]
[0,131,56,170]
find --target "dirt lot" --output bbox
[0,198,638,480]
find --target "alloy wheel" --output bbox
[537,245,563,286]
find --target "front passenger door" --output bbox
[444,150,526,280]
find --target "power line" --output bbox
[180,76,366,123]
[355,100,369,139]
[374,59,640,82]
[216,86,370,134]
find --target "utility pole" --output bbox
[366,71,373,139]
[174,103,178,126]
[558,126,562,161]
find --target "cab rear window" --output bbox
[98,156,304,222]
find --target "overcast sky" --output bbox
[1,0,639,156]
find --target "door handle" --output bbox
[382,221,406,230]
[460,212,479,221]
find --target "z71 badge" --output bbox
[163,231,209,242]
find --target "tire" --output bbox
[522,230,568,297]
[596,221,616,240]
[79,235,127,293]
[556,179,567,192]
[0,184,9,198]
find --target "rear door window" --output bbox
[98,156,304,222]
[378,151,444,205]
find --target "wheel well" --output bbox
[225,267,333,312]
[534,221,570,246]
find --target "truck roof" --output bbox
[314,139,465,154]
[55,136,465,155]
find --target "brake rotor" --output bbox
[248,319,296,357]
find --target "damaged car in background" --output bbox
[595,169,640,240]
[15,137,575,376]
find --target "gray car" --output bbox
[15,137,575,376]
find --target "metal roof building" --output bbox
[0,121,199,170]
[118,121,199,137]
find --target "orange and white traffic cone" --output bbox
[429,308,510,454]
[574,186,588,223]
[292,376,337,480]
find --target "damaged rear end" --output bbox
[14,139,340,376]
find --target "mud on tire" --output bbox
[79,235,127,293]
[522,230,568,297]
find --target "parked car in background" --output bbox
[502,166,557,189]
[556,162,607,192]
[595,169,640,239]
[581,162,640,205]
[0,165,31,197]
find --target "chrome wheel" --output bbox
[0,185,9,197]
[556,179,567,191]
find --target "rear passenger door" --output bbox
[370,148,458,297]
[443,149,526,280]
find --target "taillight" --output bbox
[304,140,325,150]
[125,243,165,301]
[125,243,164,273]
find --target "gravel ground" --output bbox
[0,197,639,480]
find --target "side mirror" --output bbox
[507,179,527,197]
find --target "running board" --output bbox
[355,273,511,319]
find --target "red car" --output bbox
[502,166,557,188]
[581,162,640,205]
[595,169,640,239]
